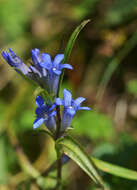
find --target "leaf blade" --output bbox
[62,19,90,64]
[92,157,137,181]
[55,135,104,188]
[58,19,90,97]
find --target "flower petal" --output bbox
[33,118,44,129]
[18,63,30,75]
[78,106,91,110]
[40,53,52,69]
[2,51,9,62]
[35,107,42,115]
[49,110,56,117]
[55,98,64,106]
[60,64,73,70]
[42,68,47,77]
[32,48,40,54]
[53,69,61,75]
[31,48,41,65]
[9,48,16,57]
[74,97,86,107]
[36,96,44,107]
[49,103,57,111]
[66,107,76,116]
[63,89,72,106]
[53,54,64,67]
[44,117,56,131]
[29,66,42,78]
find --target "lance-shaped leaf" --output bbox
[91,157,137,181]
[55,135,104,188]
[58,19,90,96]
[62,19,90,64]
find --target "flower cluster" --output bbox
[2,48,73,94]
[2,48,90,135]
[33,89,90,133]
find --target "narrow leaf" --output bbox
[58,19,90,97]
[92,157,137,181]
[55,135,104,188]
[62,19,90,64]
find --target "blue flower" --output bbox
[39,53,73,94]
[33,96,56,132]
[54,89,91,131]
[2,48,31,75]
[30,48,47,78]
[2,48,73,95]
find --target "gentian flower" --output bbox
[2,48,73,95]
[1,48,31,75]
[2,48,48,89]
[54,89,91,132]
[33,96,56,132]
[39,53,73,94]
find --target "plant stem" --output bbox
[55,105,62,140]
[55,101,62,189]
[56,156,62,190]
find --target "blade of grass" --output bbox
[97,30,137,100]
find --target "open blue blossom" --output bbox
[54,89,91,132]
[2,48,73,95]
[39,53,73,94]
[33,96,56,132]
[2,48,31,75]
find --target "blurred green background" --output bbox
[0,0,137,189]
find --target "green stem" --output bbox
[55,92,62,188]
[55,106,62,140]
[56,156,62,190]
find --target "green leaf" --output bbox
[55,135,104,188]
[58,19,90,96]
[62,19,90,64]
[91,157,137,181]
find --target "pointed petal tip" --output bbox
[1,51,7,59]
[53,54,64,66]
[9,48,13,52]
[63,89,72,106]
[78,106,91,110]
[36,95,44,107]
[55,98,63,106]
[63,89,70,94]
[60,63,73,70]
[33,118,44,129]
